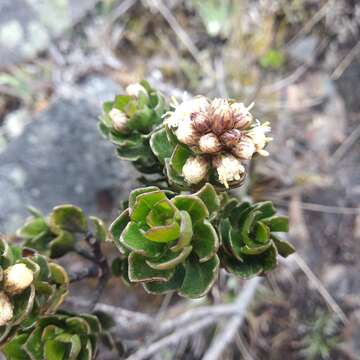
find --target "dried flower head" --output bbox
[0,292,13,326]
[167,95,270,187]
[109,108,128,133]
[4,263,34,295]
[182,156,209,184]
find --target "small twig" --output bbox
[126,317,215,360]
[273,199,360,215]
[287,254,349,326]
[202,277,262,360]
[331,40,360,80]
[328,122,360,166]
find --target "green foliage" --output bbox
[17,205,107,258]
[219,200,294,278]
[110,183,220,298]
[98,80,168,174]
[301,311,342,360]
[2,312,103,360]
[0,237,69,346]
[259,49,285,70]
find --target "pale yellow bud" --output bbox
[109,108,128,133]
[4,263,34,295]
[232,136,256,160]
[231,102,253,129]
[210,98,234,134]
[167,96,209,129]
[199,133,222,153]
[0,292,13,326]
[126,83,148,98]
[213,155,245,189]
[175,119,200,146]
[182,156,209,184]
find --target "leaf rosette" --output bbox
[2,312,102,360]
[99,80,168,174]
[110,183,221,298]
[0,237,69,346]
[219,200,295,278]
[17,205,107,259]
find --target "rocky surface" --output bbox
[0,0,98,67]
[0,91,137,233]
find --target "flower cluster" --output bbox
[0,237,69,345]
[166,96,272,188]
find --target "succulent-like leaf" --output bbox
[49,205,88,234]
[179,255,219,298]
[192,220,219,262]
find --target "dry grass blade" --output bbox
[202,277,262,360]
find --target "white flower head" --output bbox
[166,96,209,129]
[126,83,148,98]
[246,121,272,156]
[214,155,245,189]
[175,119,200,146]
[4,263,34,295]
[182,156,209,184]
[0,292,13,326]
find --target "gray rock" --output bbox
[0,0,98,67]
[287,36,318,64]
[0,96,138,233]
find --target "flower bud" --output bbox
[232,102,253,130]
[4,263,34,295]
[126,83,148,98]
[199,133,223,154]
[232,136,256,160]
[175,119,200,146]
[0,292,13,326]
[213,155,245,188]
[210,98,234,134]
[191,111,210,133]
[220,129,242,147]
[182,156,209,184]
[246,122,272,156]
[167,96,209,129]
[109,108,128,133]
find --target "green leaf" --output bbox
[114,95,132,110]
[253,202,276,219]
[49,263,69,285]
[128,253,174,282]
[120,222,164,257]
[44,339,66,360]
[263,216,289,232]
[170,211,193,252]
[170,144,192,174]
[144,265,185,294]
[172,195,209,223]
[194,183,220,215]
[221,251,263,279]
[254,221,270,244]
[240,242,272,255]
[271,235,295,257]
[228,228,244,261]
[146,199,176,227]
[143,222,180,243]
[17,217,48,239]
[241,210,262,245]
[49,205,88,233]
[128,107,155,133]
[192,220,219,262]
[146,246,192,270]
[89,216,108,242]
[49,231,76,258]
[150,128,174,164]
[165,159,189,190]
[55,333,81,360]
[131,191,167,223]
[2,334,29,360]
[109,209,130,241]
[179,255,219,298]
